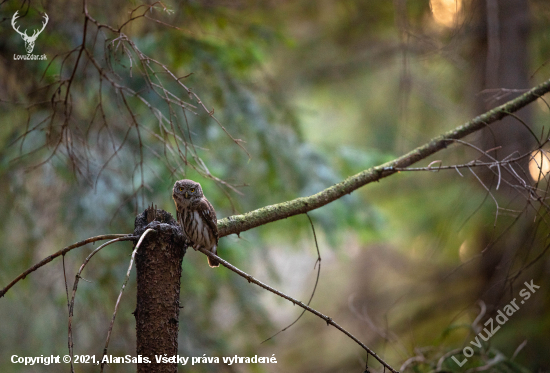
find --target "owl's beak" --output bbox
[185,192,188,199]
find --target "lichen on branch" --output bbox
[218,78,550,238]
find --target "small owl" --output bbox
[172,179,220,267]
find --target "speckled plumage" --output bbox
[172,179,219,267]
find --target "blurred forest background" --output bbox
[1,0,549,372]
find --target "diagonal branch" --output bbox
[0,234,134,298]
[5,78,550,302]
[198,247,398,373]
[261,213,322,344]
[217,78,550,238]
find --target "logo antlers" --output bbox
[11,11,49,54]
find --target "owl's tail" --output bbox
[207,246,220,268]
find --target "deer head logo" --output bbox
[11,11,49,54]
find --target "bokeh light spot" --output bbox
[529,150,550,182]
[430,0,462,28]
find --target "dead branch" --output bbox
[68,236,131,372]
[0,234,134,298]
[197,247,398,373]
[261,213,322,344]
[100,228,155,372]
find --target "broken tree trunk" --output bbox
[133,207,187,373]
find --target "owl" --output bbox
[172,179,220,268]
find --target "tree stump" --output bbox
[133,207,187,373]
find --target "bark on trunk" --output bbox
[133,207,187,373]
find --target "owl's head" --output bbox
[173,179,204,208]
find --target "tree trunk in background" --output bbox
[134,207,186,373]
[470,0,532,310]
[472,0,531,156]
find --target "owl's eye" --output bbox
[179,187,183,192]
[190,188,195,193]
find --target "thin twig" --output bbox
[68,237,129,373]
[435,348,464,371]
[468,167,500,226]
[511,340,527,360]
[502,111,541,147]
[0,234,134,298]
[62,255,70,319]
[100,228,154,372]
[261,213,322,344]
[197,248,398,373]
[400,355,425,372]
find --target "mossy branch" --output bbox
[217,78,550,238]
[3,79,550,300]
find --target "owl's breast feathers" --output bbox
[178,198,218,247]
